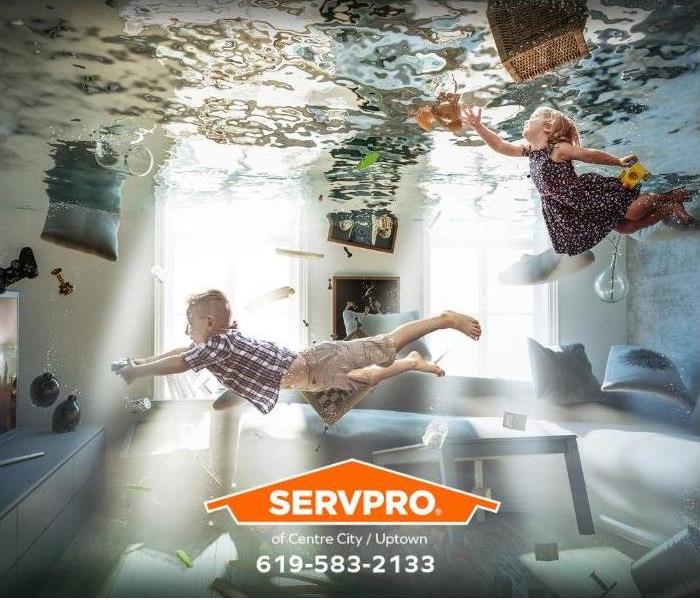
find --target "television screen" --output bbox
[0,293,18,436]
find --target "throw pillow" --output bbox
[499,248,595,285]
[342,309,431,360]
[42,140,127,261]
[527,337,602,404]
[602,346,692,409]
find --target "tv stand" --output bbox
[0,424,104,595]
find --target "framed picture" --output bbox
[332,276,400,339]
[327,209,398,253]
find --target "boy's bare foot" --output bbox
[442,310,482,340]
[408,351,445,377]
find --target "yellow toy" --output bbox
[619,161,650,189]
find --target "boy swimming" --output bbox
[114,289,481,425]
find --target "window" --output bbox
[154,138,304,400]
[422,139,555,381]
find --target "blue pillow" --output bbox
[602,346,692,409]
[342,309,431,360]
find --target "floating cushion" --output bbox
[602,346,692,409]
[42,140,126,261]
[500,248,595,285]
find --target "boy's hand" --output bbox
[460,105,482,129]
[116,359,138,385]
[619,154,638,168]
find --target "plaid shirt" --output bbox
[181,329,297,414]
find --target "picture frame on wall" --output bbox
[332,276,400,339]
[327,209,398,254]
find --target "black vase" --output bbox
[52,394,81,433]
[30,373,60,408]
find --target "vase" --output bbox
[52,394,81,433]
[594,253,629,303]
[30,372,60,408]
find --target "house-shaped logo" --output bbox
[204,458,500,525]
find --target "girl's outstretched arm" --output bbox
[461,106,525,157]
[553,142,637,167]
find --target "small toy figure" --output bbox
[413,92,465,133]
[619,161,650,189]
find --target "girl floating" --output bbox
[460,105,694,256]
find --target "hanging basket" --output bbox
[487,0,590,83]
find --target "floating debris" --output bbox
[275,248,324,259]
[502,411,527,431]
[302,319,310,327]
[343,246,353,257]
[356,151,380,171]
[534,542,559,561]
[327,278,332,290]
[590,571,617,596]
[177,549,193,568]
[50,267,74,296]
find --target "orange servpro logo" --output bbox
[204,459,499,525]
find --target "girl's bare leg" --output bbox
[386,310,481,355]
[624,188,690,220]
[347,351,445,387]
[616,204,674,234]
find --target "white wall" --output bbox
[556,239,628,379]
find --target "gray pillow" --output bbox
[342,309,431,360]
[42,140,126,261]
[499,248,595,285]
[602,346,692,409]
[527,337,602,404]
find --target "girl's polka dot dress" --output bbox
[523,144,640,255]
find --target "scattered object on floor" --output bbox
[176,549,193,568]
[127,484,153,492]
[619,162,650,190]
[519,546,639,597]
[534,542,559,561]
[210,577,246,597]
[343,246,353,257]
[318,193,323,201]
[422,418,449,449]
[631,526,700,597]
[52,393,81,433]
[0,451,45,468]
[499,248,595,285]
[356,150,380,170]
[590,571,618,596]
[327,278,332,290]
[503,411,528,431]
[0,246,39,294]
[486,0,589,83]
[302,319,310,327]
[150,264,167,282]
[244,286,295,314]
[124,397,152,415]
[30,372,60,407]
[275,248,325,259]
[50,267,74,295]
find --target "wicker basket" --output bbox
[487,0,590,83]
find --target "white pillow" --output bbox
[499,248,595,285]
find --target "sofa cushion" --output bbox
[343,309,431,360]
[602,346,692,410]
[527,338,602,405]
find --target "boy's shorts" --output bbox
[299,334,397,426]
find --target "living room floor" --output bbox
[38,504,644,597]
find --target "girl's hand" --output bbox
[619,154,638,168]
[460,105,482,129]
